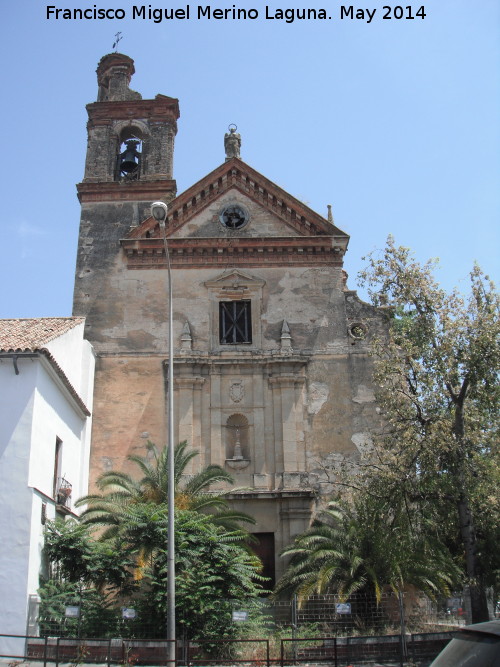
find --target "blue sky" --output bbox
[1,0,498,318]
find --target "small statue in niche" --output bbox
[224,124,241,160]
[225,416,250,470]
[232,427,244,461]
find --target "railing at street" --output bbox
[0,631,453,666]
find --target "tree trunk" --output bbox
[452,393,489,624]
[457,495,489,623]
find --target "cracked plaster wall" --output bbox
[73,172,387,584]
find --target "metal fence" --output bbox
[34,591,466,640]
[0,592,464,665]
[280,632,454,666]
[0,631,454,666]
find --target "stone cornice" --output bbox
[174,377,205,388]
[173,354,309,374]
[204,269,266,290]
[77,180,177,203]
[268,374,306,388]
[121,235,345,269]
[227,489,314,500]
[86,94,180,126]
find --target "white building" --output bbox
[0,317,94,653]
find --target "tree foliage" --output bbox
[277,239,499,623]
[275,499,459,605]
[354,237,500,621]
[43,519,136,592]
[136,510,268,640]
[76,440,253,539]
[41,443,265,641]
[41,511,265,640]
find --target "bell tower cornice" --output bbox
[86,96,180,128]
[76,180,177,204]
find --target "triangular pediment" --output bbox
[204,269,266,290]
[122,158,349,270]
[125,158,349,242]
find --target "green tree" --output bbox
[40,511,266,642]
[40,520,136,637]
[43,519,135,593]
[42,442,264,642]
[275,499,458,606]
[137,510,268,641]
[38,579,122,638]
[76,440,253,539]
[354,237,500,622]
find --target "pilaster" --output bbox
[175,377,205,474]
[269,374,306,483]
[209,369,223,467]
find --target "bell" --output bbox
[119,140,140,174]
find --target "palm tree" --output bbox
[76,440,254,540]
[274,500,459,605]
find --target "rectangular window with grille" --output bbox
[219,300,252,344]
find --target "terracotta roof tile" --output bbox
[0,317,85,352]
[0,317,90,417]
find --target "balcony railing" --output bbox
[55,477,72,508]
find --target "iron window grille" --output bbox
[220,301,252,344]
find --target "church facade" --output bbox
[73,53,386,581]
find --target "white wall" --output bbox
[0,360,36,642]
[45,321,87,394]
[0,327,94,653]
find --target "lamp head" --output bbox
[151,201,168,225]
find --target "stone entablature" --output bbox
[77,180,177,203]
[122,235,345,269]
[86,97,179,127]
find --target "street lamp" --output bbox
[151,201,175,665]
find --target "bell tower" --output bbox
[73,53,179,327]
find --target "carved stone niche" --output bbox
[225,413,250,470]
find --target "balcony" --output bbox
[55,477,72,508]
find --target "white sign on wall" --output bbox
[232,611,248,622]
[65,606,80,618]
[335,603,351,615]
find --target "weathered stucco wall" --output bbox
[75,184,387,584]
[73,54,387,581]
[85,259,386,483]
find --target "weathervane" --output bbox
[112,32,123,52]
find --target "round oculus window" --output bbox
[219,205,249,230]
[349,322,368,340]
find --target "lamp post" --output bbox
[151,201,176,665]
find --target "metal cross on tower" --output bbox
[112,32,122,51]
